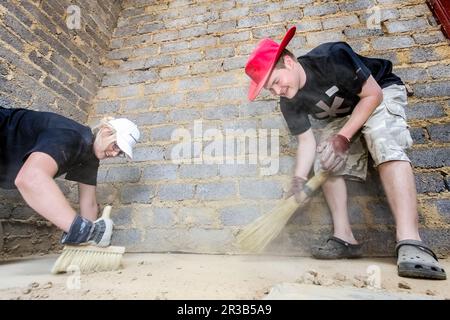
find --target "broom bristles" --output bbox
[235,196,299,253]
[51,245,125,274]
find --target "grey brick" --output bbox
[296,20,322,32]
[205,47,235,59]
[192,11,219,24]
[413,82,450,98]
[409,127,426,144]
[372,36,415,50]
[409,47,441,63]
[174,51,203,64]
[218,87,247,101]
[306,31,345,46]
[240,100,277,116]
[367,200,395,224]
[111,228,142,247]
[114,25,138,37]
[143,55,172,67]
[111,206,133,227]
[220,8,249,20]
[123,98,148,111]
[393,67,428,82]
[177,77,206,91]
[191,61,222,74]
[219,205,261,226]
[436,200,450,223]
[270,11,303,23]
[179,207,215,226]
[219,164,258,177]
[0,2,33,27]
[252,25,289,39]
[323,15,360,30]
[413,32,446,45]
[169,109,201,122]
[405,102,445,120]
[121,185,155,204]
[160,65,189,79]
[408,148,450,168]
[427,124,450,143]
[155,93,185,108]
[151,125,178,141]
[207,21,236,34]
[427,65,450,80]
[385,18,429,34]
[107,48,133,60]
[179,164,218,179]
[102,73,130,86]
[158,184,195,201]
[196,182,236,200]
[133,146,166,161]
[239,180,283,199]
[153,30,180,42]
[339,0,375,11]
[42,77,77,105]
[223,56,247,71]
[130,70,158,84]
[179,25,208,38]
[279,156,295,175]
[95,101,120,114]
[165,17,192,29]
[209,74,238,88]
[152,207,176,226]
[137,22,164,34]
[144,82,172,95]
[203,106,239,120]
[118,85,140,98]
[187,90,218,104]
[161,41,190,53]
[98,167,141,183]
[191,36,217,49]
[124,112,167,126]
[261,117,287,130]
[415,173,446,194]
[220,31,251,44]
[143,164,178,181]
[399,4,430,18]
[304,4,339,16]
[237,15,269,28]
[344,28,384,38]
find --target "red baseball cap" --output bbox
[245,26,296,101]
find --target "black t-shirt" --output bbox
[280,42,403,135]
[0,107,99,189]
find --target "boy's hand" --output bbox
[286,176,308,203]
[317,134,350,172]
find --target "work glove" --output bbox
[317,134,350,173]
[286,176,308,204]
[61,215,113,247]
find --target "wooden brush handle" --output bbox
[296,171,329,204]
[101,205,112,219]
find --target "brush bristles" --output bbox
[236,197,299,253]
[51,245,125,274]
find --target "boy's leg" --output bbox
[311,117,368,258]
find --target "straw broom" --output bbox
[235,172,329,253]
[51,206,125,274]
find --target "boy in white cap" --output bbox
[0,107,140,247]
[245,26,446,280]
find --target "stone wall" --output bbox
[0,0,122,257]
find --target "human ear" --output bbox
[283,55,294,69]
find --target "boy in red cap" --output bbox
[245,26,446,280]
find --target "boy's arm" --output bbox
[338,75,383,140]
[294,128,316,179]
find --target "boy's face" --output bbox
[264,56,301,99]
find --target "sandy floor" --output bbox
[0,253,449,300]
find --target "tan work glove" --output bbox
[317,134,350,173]
[286,176,308,204]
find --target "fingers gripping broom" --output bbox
[51,206,125,274]
[235,172,329,253]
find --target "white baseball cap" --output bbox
[108,118,140,159]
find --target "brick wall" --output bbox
[1,0,449,258]
[0,0,122,257]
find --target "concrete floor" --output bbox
[0,253,448,300]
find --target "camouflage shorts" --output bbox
[313,84,413,181]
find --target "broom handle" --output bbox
[296,171,329,204]
[101,205,112,219]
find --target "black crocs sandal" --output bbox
[311,236,363,260]
[396,240,446,280]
